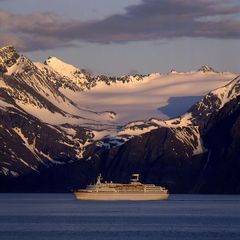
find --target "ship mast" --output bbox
[96,174,102,185]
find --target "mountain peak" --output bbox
[45,56,63,64]
[44,56,87,85]
[44,56,80,73]
[0,45,20,68]
[198,65,216,73]
[0,45,15,52]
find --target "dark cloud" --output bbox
[0,0,240,51]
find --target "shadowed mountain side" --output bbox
[159,96,204,118]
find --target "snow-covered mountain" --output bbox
[1,46,116,126]
[58,64,235,124]
[31,49,236,124]
[0,46,116,178]
[1,45,240,193]
[87,74,240,193]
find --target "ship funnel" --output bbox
[131,173,140,183]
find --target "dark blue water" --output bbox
[0,194,240,240]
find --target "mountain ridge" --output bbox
[0,45,240,193]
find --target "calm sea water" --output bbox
[0,194,239,240]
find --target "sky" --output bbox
[0,0,240,75]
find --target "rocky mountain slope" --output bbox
[87,75,240,194]
[0,45,240,193]
[0,46,116,178]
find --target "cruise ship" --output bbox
[74,174,169,201]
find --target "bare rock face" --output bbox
[195,95,240,193]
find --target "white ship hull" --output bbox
[74,192,169,201]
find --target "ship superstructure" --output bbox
[74,174,169,201]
